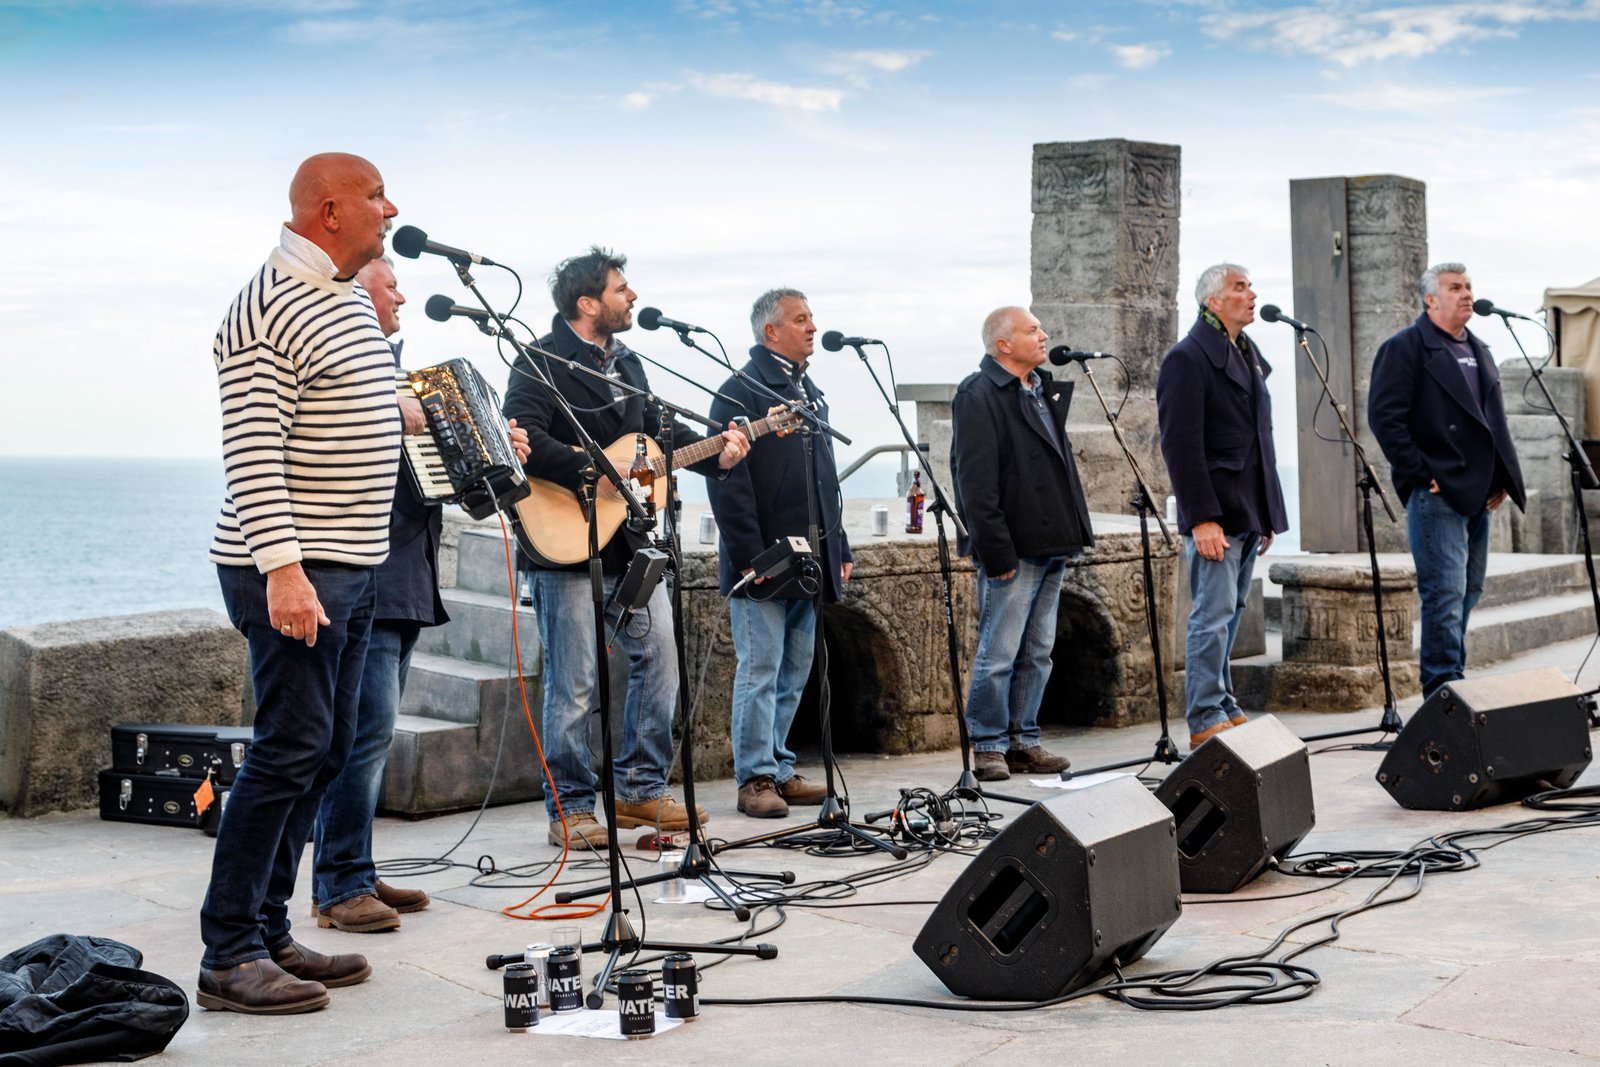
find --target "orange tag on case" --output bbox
[194,774,216,816]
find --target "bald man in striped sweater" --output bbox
[199,153,402,1015]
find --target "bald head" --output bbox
[286,152,396,278]
[982,305,1049,379]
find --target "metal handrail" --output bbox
[839,442,929,491]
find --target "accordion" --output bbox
[402,359,529,520]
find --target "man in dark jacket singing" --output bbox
[950,306,1092,782]
[1156,263,1288,750]
[1368,262,1524,697]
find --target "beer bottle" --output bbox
[629,434,655,517]
[905,469,925,533]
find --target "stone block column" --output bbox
[1262,561,1419,710]
[1031,139,1180,515]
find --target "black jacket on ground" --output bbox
[502,315,723,574]
[706,346,852,600]
[1155,316,1288,537]
[1368,313,1526,515]
[950,354,1093,574]
[0,934,188,1065]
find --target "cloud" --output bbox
[1051,30,1078,43]
[1069,74,1111,92]
[1111,43,1170,68]
[685,71,846,112]
[1202,1,1600,67]
[620,91,656,109]
[843,48,927,73]
[1301,83,1526,114]
[85,122,210,135]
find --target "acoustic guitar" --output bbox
[512,409,801,566]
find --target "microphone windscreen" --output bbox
[1259,304,1282,323]
[1473,298,1495,317]
[424,294,455,322]
[1047,345,1073,365]
[637,307,663,331]
[820,330,845,352]
[391,225,427,259]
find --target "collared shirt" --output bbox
[562,320,626,404]
[1020,370,1065,458]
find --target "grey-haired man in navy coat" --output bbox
[1156,264,1287,750]
[1368,262,1524,698]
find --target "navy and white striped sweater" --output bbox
[209,226,402,573]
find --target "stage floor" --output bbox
[5,633,1600,1065]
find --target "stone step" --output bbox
[401,651,537,725]
[455,527,521,598]
[379,710,545,816]
[1262,553,1590,627]
[1232,587,1597,713]
[417,588,541,671]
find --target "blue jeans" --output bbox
[1407,490,1489,697]
[312,620,419,909]
[1183,531,1261,734]
[729,595,817,785]
[529,568,676,820]
[965,557,1068,753]
[203,562,374,969]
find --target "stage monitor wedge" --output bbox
[1376,667,1592,811]
[913,775,1180,1001]
[1154,714,1315,893]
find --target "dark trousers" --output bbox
[201,562,375,969]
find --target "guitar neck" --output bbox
[649,415,782,476]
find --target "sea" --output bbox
[0,455,909,631]
[0,456,1301,631]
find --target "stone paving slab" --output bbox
[5,636,1600,1063]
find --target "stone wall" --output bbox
[1031,138,1180,516]
[0,609,247,816]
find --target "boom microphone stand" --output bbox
[1055,353,1184,779]
[1481,304,1600,726]
[843,338,1033,808]
[1282,318,1404,747]
[437,270,775,1005]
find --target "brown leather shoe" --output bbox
[197,958,328,1015]
[973,751,1010,782]
[374,879,430,913]
[316,893,401,933]
[776,774,827,805]
[1006,746,1071,775]
[1189,720,1237,749]
[269,939,371,988]
[612,794,709,830]
[1228,712,1249,726]
[737,776,789,818]
[548,810,610,850]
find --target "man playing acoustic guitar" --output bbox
[503,247,749,850]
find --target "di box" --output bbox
[1154,715,1316,894]
[111,723,253,785]
[99,770,211,828]
[913,775,1181,1001]
[1376,667,1592,811]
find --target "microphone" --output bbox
[424,294,491,323]
[637,307,706,334]
[391,225,498,267]
[1473,298,1537,322]
[1258,304,1313,331]
[819,331,883,352]
[1047,345,1114,365]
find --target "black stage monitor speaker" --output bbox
[1154,715,1315,894]
[1376,667,1592,811]
[913,775,1180,1000]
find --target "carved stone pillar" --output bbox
[1031,139,1180,515]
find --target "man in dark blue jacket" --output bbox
[708,288,851,818]
[1156,264,1288,749]
[950,306,1092,781]
[1369,262,1524,697]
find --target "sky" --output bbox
[3,0,1599,512]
